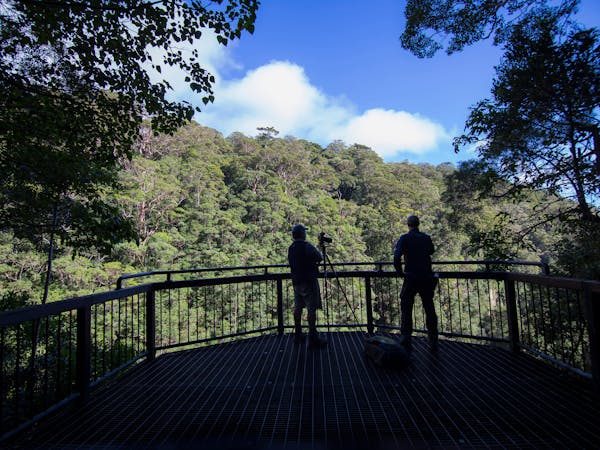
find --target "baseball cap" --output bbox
[292,224,308,236]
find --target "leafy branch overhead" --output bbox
[1,0,258,133]
[401,0,579,57]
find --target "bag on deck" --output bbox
[364,335,410,368]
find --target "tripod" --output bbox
[319,239,359,333]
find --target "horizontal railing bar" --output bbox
[324,270,506,280]
[0,284,151,327]
[0,392,81,443]
[116,264,291,288]
[89,352,148,389]
[116,259,549,288]
[5,271,585,328]
[152,273,290,291]
[152,270,507,291]
[507,273,600,292]
[317,323,368,329]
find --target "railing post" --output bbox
[146,288,156,361]
[504,277,520,352]
[76,306,91,405]
[583,282,600,393]
[541,263,550,276]
[365,276,374,335]
[277,279,284,336]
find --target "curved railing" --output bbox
[0,263,597,441]
[115,259,550,288]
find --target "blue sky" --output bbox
[172,0,600,165]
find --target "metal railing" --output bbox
[0,263,597,441]
[115,259,550,288]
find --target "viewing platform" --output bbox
[1,262,599,448]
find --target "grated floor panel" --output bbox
[7,331,600,449]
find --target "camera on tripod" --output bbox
[318,232,332,246]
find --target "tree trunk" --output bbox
[30,202,58,399]
[42,203,58,305]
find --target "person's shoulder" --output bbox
[418,231,434,245]
[306,241,319,251]
[397,233,409,245]
[413,229,430,238]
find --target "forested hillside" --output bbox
[0,122,574,307]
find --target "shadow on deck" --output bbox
[9,332,600,449]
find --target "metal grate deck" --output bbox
[8,332,600,449]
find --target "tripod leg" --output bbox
[324,253,360,325]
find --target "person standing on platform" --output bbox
[393,215,439,351]
[288,224,327,348]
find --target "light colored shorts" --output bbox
[293,279,322,312]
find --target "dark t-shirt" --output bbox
[393,229,434,276]
[288,239,323,284]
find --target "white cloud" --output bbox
[138,15,450,160]
[331,109,449,158]
[200,62,349,137]
[197,60,450,160]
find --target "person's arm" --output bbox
[308,242,323,264]
[393,238,403,273]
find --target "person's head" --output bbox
[406,215,420,229]
[292,224,307,240]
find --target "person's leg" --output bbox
[293,284,306,342]
[293,306,304,341]
[400,280,417,349]
[307,306,327,347]
[306,279,327,348]
[307,307,317,336]
[419,279,439,350]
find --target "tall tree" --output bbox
[454,13,600,225]
[453,13,600,277]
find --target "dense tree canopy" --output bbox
[2,122,580,308]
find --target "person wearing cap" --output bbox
[288,224,327,348]
[393,215,439,351]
